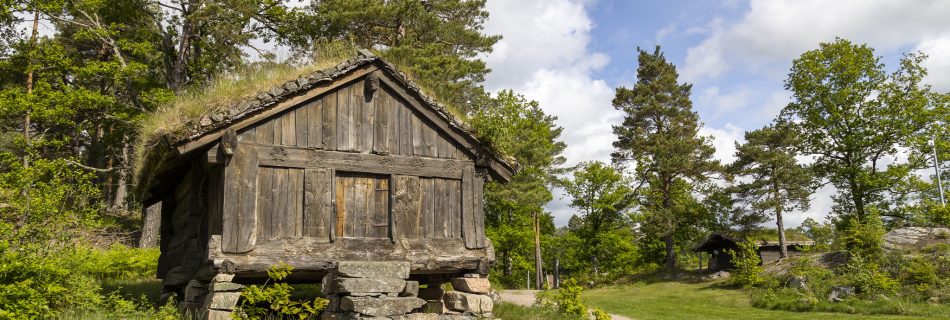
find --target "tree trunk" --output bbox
[664,233,676,271]
[553,257,560,289]
[592,255,599,278]
[533,211,542,290]
[110,143,129,212]
[776,201,788,259]
[139,202,162,248]
[18,8,39,230]
[848,172,866,222]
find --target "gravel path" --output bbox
[497,290,633,320]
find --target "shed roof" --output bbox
[139,50,516,195]
[694,233,741,253]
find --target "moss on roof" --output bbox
[134,46,515,195]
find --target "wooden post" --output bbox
[533,211,543,290]
[553,257,560,289]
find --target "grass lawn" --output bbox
[582,281,936,320]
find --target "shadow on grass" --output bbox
[102,278,165,307]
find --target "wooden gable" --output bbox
[205,62,491,253]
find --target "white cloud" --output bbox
[699,123,744,164]
[696,86,753,118]
[483,0,619,226]
[682,0,950,88]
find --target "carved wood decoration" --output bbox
[222,141,259,253]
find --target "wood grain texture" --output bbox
[222,142,259,253]
[295,102,309,147]
[280,110,297,146]
[393,175,421,239]
[304,168,332,239]
[255,118,275,145]
[322,91,337,150]
[257,167,275,239]
[358,79,375,153]
[461,165,476,248]
[308,98,323,148]
[473,170,486,248]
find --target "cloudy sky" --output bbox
[480,0,950,227]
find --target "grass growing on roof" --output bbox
[132,41,356,182]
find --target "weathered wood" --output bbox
[393,175,420,239]
[373,177,389,238]
[291,168,304,237]
[275,168,289,237]
[238,127,256,143]
[222,142,259,253]
[337,84,353,151]
[373,89,391,154]
[207,236,494,275]
[411,113,424,156]
[308,98,323,148]
[255,118,275,145]
[335,174,347,237]
[448,179,460,238]
[421,178,434,238]
[461,165,476,248]
[296,102,308,147]
[304,168,332,239]
[360,79,376,153]
[175,65,376,155]
[397,94,412,156]
[207,144,470,179]
[280,110,296,146]
[257,167,275,239]
[473,170,486,248]
[322,91,337,150]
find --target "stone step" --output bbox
[339,296,426,317]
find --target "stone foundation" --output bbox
[441,274,493,318]
[180,272,244,320]
[321,261,433,320]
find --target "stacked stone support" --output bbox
[442,274,493,318]
[321,261,433,320]
[183,273,243,320]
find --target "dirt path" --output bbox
[498,290,633,320]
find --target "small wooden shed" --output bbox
[694,233,814,271]
[139,50,514,293]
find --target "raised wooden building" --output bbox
[138,50,514,296]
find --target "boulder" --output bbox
[389,314,439,320]
[884,227,950,250]
[787,276,808,291]
[336,261,411,279]
[443,291,493,314]
[450,277,490,294]
[401,281,420,297]
[339,296,426,317]
[828,286,855,302]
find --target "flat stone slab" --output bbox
[884,227,950,250]
[443,291,492,314]
[339,296,426,317]
[324,277,407,295]
[390,313,439,320]
[401,281,419,297]
[450,277,490,294]
[336,261,410,279]
[210,282,245,292]
[205,291,242,310]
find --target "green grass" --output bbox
[582,280,939,320]
[494,302,574,320]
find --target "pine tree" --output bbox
[729,124,814,258]
[611,46,719,271]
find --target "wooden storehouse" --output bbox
[693,233,814,272]
[138,50,515,294]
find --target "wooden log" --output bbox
[207,236,494,275]
[206,144,471,180]
[473,170,486,248]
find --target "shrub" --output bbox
[842,255,899,296]
[553,279,588,319]
[592,308,612,320]
[838,210,885,260]
[236,262,328,319]
[727,241,764,287]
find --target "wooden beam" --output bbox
[207,143,470,180]
[206,235,493,274]
[175,65,378,156]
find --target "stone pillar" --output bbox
[202,273,244,320]
[321,261,434,320]
[444,274,494,318]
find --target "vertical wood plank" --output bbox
[304,168,331,238]
[372,177,389,238]
[337,86,351,151]
[274,168,289,237]
[424,121,437,157]
[296,103,308,147]
[398,99,412,156]
[462,165,476,248]
[373,90,390,154]
[222,142,259,253]
[273,113,284,145]
[238,128,256,143]
[309,98,323,148]
[323,92,337,150]
[256,119,275,145]
[473,170,486,248]
[291,169,304,238]
[257,167,274,240]
[411,113,424,156]
[392,175,420,239]
[281,110,297,146]
[448,179,460,238]
[360,80,375,153]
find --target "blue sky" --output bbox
[481,0,950,227]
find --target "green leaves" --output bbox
[781,38,937,222]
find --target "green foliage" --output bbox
[838,209,886,260]
[552,279,588,319]
[797,218,835,250]
[841,255,899,296]
[727,241,764,287]
[782,38,937,223]
[236,262,328,319]
[611,46,720,270]
[899,256,941,294]
[592,308,612,320]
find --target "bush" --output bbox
[236,262,328,319]
[591,308,612,320]
[553,279,588,319]
[838,210,885,260]
[841,255,899,296]
[727,241,764,287]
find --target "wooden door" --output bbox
[335,172,390,238]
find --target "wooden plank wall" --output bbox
[223,75,482,245]
[237,80,463,160]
